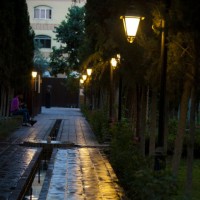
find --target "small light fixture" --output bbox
[32,71,37,78]
[120,6,144,43]
[117,54,121,62]
[87,68,92,76]
[82,74,87,81]
[80,79,84,84]
[110,58,117,68]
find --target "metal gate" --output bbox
[41,77,79,108]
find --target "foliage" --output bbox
[50,6,85,75]
[0,0,34,91]
[110,120,178,200]
[50,47,68,76]
[33,42,49,74]
[0,117,22,140]
[168,118,178,154]
[0,0,34,117]
[81,106,109,143]
[62,73,79,93]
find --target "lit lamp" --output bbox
[82,74,87,81]
[86,68,93,109]
[120,7,144,43]
[109,57,119,122]
[80,79,84,84]
[32,71,37,91]
[32,71,37,78]
[110,58,117,69]
[117,54,121,62]
[87,68,92,76]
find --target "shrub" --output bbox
[81,109,178,199]
[81,106,109,143]
[0,116,22,140]
[168,118,178,154]
[110,120,177,200]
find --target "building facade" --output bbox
[26,0,86,58]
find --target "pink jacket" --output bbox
[10,96,20,112]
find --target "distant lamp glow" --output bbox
[120,7,144,43]
[87,68,92,76]
[32,71,37,78]
[82,74,87,81]
[110,58,117,68]
[80,79,84,84]
[117,54,121,62]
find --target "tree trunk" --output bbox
[185,86,196,197]
[6,87,13,117]
[139,86,147,156]
[172,80,192,176]
[164,94,169,153]
[0,87,7,117]
[136,85,141,138]
[149,89,157,156]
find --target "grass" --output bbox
[0,116,22,140]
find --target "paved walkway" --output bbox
[0,107,126,200]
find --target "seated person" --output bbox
[10,93,37,126]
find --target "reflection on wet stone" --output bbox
[44,148,124,200]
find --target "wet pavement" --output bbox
[0,107,126,200]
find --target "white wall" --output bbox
[27,0,86,57]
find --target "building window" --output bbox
[34,6,52,19]
[35,35,51,48]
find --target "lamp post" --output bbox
[109,57,118,122]
[31,71,37,116]
[87,68,93,109]
[155,5,169,170]
[115,54,122,122]
[120,7,143,126]
[121,4,168,170]
[82,74,87,106]
[32,71,37,91]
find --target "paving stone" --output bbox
[0,107,126,200]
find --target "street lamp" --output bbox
[155,15,168,171]
[87,68,92,76]
[82,74,87,81]
[32,71,37,78]
[120,6,144,43]
[31,71,37,117]
[121,4,168,170]
[110,58,117,68]
[87,68,93,109]
[32,71,37,91]
[109,57,119,122]
[80,79,84,84]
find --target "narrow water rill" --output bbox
[22,119,63,200]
